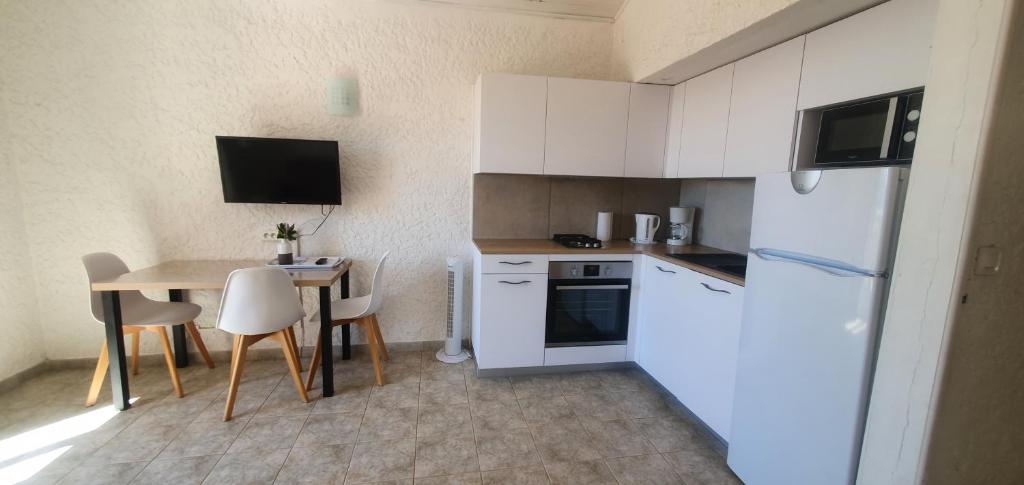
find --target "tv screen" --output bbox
[216,136,342,205]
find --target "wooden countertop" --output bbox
[473,239,745,286]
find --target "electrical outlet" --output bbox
[262,232,278,242]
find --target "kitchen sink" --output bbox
[665,253,748,278]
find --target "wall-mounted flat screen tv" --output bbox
[216,136,342,205]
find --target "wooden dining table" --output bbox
[90,259,353,410]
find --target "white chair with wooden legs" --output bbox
[217,267,308,421]
[82,253,215,407]
[306,252,389,390]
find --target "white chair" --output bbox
[82,252,214,407]
[217,267,308,421]
[306,252,389,389]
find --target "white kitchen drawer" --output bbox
[544,345,627,366]
[481,254,549,274]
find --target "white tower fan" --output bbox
[436,257,470,364]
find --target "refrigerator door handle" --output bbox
[750,248,888,278]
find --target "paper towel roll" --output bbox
[596,211,613,242]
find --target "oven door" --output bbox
[545,278,631,347]
[815,97,900,165]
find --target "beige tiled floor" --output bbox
[0,351,741,484]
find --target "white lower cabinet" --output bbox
[638,256,744,440]
[474,273,547,370]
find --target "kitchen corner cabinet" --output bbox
[724,36,805,177]
[797,0,937,110]
[545,78,631,177]
[624,83,671,178]
[473,73,547,175]
[637,257,744,440]
[678,64,734,178]
[663,83,686,178]
[472,254,548,370]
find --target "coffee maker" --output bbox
[667,207,694,246]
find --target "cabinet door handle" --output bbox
[498,280,531,285]
[701,282,731,294]
[499,261,531,265]
[556,285,629,291]
[655,265,676,274]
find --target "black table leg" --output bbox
[341,272,351,360]
[319,285,334,397]
[169,289,189,368]
[102,291,130,410]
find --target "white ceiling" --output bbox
[415,0,628,22]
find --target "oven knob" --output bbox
[570,267,578,277]
[907,109,921,121]
[903,131,917,143]
[604,266,612,276]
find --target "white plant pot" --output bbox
[276,240,293,264]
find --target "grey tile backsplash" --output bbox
[473,174,681,240]
[472,174,755,254]
[678,179,756,254]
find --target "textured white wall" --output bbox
[0,0,614,360]
[857,0,1012,483]
[920,2,1024,481]
[0,156,45,380]
[611,0,799,81]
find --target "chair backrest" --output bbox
[216,267,305,335]
[82,252,147,323]
[362,252,389,315]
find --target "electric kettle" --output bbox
[633,213,660,244]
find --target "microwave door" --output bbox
[814,98,896,164]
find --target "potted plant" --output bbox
[274,223,298,264]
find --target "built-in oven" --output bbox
[814,89,924,166]
[546,261,632,347]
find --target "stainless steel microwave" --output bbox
[814,90,923,166]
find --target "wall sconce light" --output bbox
[327,78,359,116]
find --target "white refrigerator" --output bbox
[727,167,907,485]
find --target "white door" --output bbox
[663,82,686,178]
[727,253,887,485]
[624,83,671,178]
[679,64,734,178]
[636,258,687,396]
[798,0,938,109]
[545,77,630,177]
[675,270,744,440]
[724,37,805,177]
[477,274,547,369]
[473,74,548,174]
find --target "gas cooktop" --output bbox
[552,234,603,249]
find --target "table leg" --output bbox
[341,272,351,360]
[102,291,130,410]
[169,289,189,368]
[319,285,334,397]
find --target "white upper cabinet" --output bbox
[798,0,938,110]
[545,77,630,177]
[624,84,671,178]
[678,64,734,178]
[473,73,547,174]
[724,37,805,178]
[663,83,686,178]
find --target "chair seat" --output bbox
[106,300,202,327]
[311,295,372,322]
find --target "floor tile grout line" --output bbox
[8,356,732,485]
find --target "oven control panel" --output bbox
[549,261,633,279]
